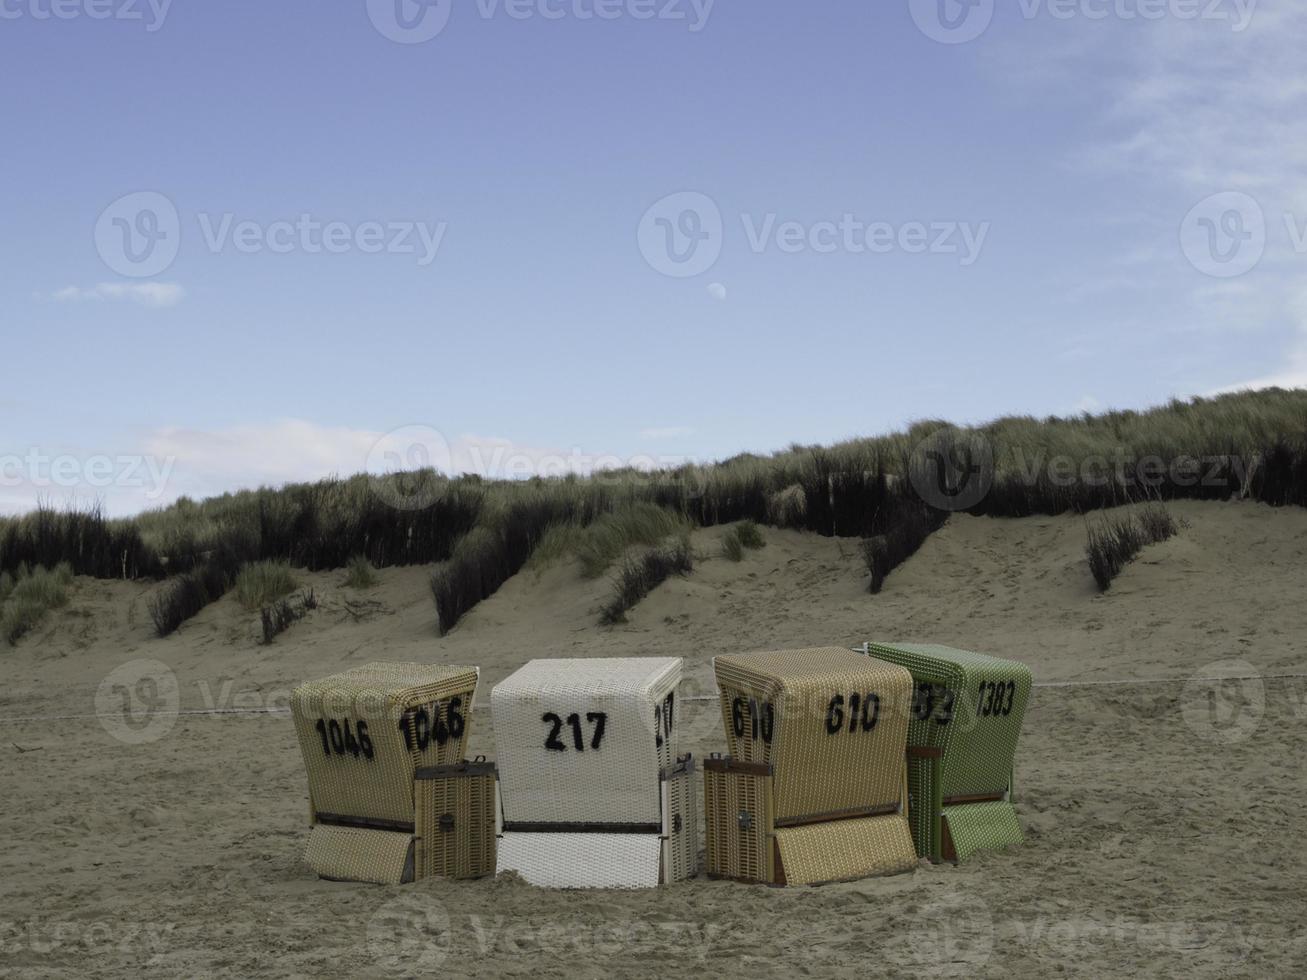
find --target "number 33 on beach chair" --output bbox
[491,657,697,889]
[704,647,918,885]
[863,643,1032,863]
[290,662,497,885]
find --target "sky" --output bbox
[1,0,1303,515]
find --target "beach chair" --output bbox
[863,642,1031,863]
[291,662,494,884]
[703,647,918,885]
[491,657,697,888]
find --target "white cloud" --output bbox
[1039,2,1307,391]
[639,426,696,440]
[52,282,186,308]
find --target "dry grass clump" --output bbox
[1085,502,1179,591]
[344,555,378,589]
[0,562,73,644]
[721,520,766,561]
[235,560,299,611]
[599,539,694,625]
[261,589,318,644]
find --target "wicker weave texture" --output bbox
[773,812,917,885]
[943,800,1024,862]
[292,662,480,826]
[661,759,699,883]
[497,832,664,889]
[492,658,681,825]
[415,769,498,880]
[713,648,912,823]
[865,643,1031,798]
[703,764,774,883]
[303,824,414,885]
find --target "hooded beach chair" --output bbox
[703,647,918,885]
[291,662,496,884]
[491,657,697,888]
[863,642,1031,863]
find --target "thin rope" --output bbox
[2,671,1302,726]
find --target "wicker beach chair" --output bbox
[863,642,1032,863]
[491,657,696,888]
[291,662,489,884]
[703,647,918,885]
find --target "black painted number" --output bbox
[912,682,956,726]
[543,711,608,751]
[654,693,674,749]
[977,680,1017,718]
[731,696,774,744]
[314,717,374,760]
[825,692,881,735]
[398,697,466,752]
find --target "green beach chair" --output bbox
[863,643,1032,863]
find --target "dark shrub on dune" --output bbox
[598,540,694,626]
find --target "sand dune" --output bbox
[2,500,1305,976]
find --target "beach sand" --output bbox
[2,499,1305,977]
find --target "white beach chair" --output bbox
[491,657,697,888]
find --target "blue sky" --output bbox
[2,0,1302,514]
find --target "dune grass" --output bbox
[598,539,694,626]
[721,519,766,561]
[1,562,73,645]
[1085,502,1180,591]
[344,555,378,589]
[235,560,299,611]
[3,389,1306,635]
[261,588,318,645]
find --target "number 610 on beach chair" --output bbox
[704,647,919,885]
